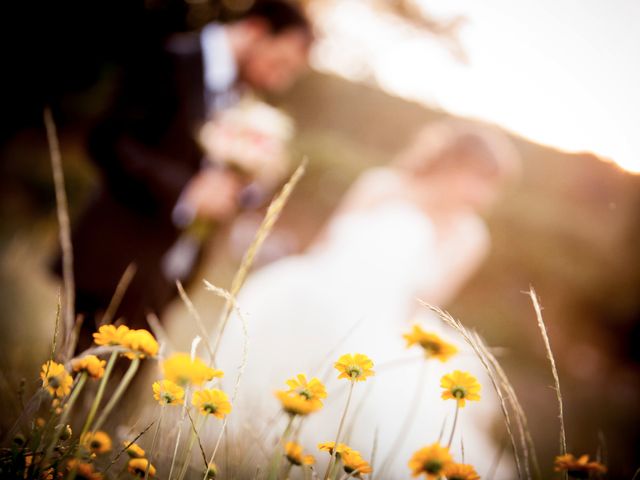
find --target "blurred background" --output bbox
[1,0,639,477]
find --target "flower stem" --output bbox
[176,413,205,480]
[447,403,460,449]
[68,351,118,480]
[267,415,295,480]
[324,381,355,480]
[145,407,164,480]
[303,465,312,480]
[79,351,118,437]
[169,385,191,480]
[41,372,87,468]
[93,356,140,431]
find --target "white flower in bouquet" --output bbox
[199,99,295,189]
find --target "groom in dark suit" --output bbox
[63,0,312,347]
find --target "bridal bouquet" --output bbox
[162,100,295,281]
[198,98,294,191]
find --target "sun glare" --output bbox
[311,0,640,174]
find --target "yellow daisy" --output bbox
[60,424,73,441]
[317,441,357,457]
[554,453,607,478]
[275,390,320,416]
[285,442,315,466]
[123,441,145,458]
[403,325,458,362]
[286,374,327,403]
[127,458,156,477]
[276,374,327,416]
[342,449,373,476]
[92,324,130,346]
[122,329,159,359]
[81,430,112,454]
[192,389,232,419]
[72,355,106,379]
[205,462,218,479]
[152,379,185,406]
[440,370,481,407]
[40,361,73,397]
[162,353,223,387]
[66,460,103,480]
[408,443,453,479]
[443,462,481,480]
[334,353,375,382]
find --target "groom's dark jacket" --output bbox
[60,31,226,336]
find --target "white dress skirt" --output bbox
[216,200,513,478]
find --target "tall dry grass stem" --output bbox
[146,312,174,352]
[210,159,307,366]
[177,281,214,362]
[43,107,75,361]
[527,288,566,456]
[527,287,566,480]
[418,300,525,480]
[103,420,156,474]
[101,263,137,326]
[50,291,62,363]
[145,408,164,480]
[201,281,249,479]
[176,412,206,480]
[475,333,540,479]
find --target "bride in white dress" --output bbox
[216,120,520,478]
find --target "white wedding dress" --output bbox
[216,194,512,478]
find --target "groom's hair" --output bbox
[232,0,313,40]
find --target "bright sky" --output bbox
[310,0,640,173]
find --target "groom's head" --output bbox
[226,0,313,93]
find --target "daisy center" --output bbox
[161,393,175,404]
[452,386,467,399]
[347,365,363,378]
[297,388,312,400]
[424,460,443,474]
[421,341,441,354]
[203,403,218,414]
